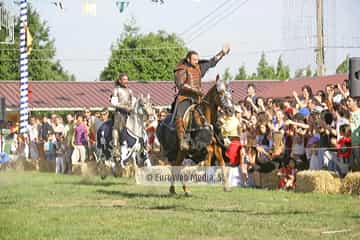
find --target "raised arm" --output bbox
[200,44,230,77]
[292,91,306,108]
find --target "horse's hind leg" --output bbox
[175,151,193,197]
[169,150,186,195]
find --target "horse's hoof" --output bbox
[224,187,232,192]
[184,191,192,197]
[169,186,177,195]
[169,191,177,196]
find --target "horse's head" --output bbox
[136,94,154,118]
[214,74,233,113]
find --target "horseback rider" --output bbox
[173,44,230,151]
[110,73,134,157]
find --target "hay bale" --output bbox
[72,163,82,175]
[47,160,56,172]
[340,172,360,195]
[23,159,38,171]
[81,161,98,177]
[38,159,48,172]
[38,160,55,172]
[0,157,37,171]
[259,170,279,189]
[0,159,22,171]
[296,170,341,194]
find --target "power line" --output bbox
[1,46,359,62]
[187,0,250,44]
[0,45,186,52]
[2,44,358,54]
[185,0,245,42]
[0,55,206,62]
[179,0,234,37]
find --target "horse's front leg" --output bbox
[213,144,231,192]
[131,152,139,178]
[169,150,189,196]
[204,144,214,167]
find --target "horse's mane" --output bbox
[202,81,217,101]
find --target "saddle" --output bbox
[157,104,213,163]
[183,104,197,131]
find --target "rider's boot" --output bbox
[175,117,189,151]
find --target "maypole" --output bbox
[19,0,28,134]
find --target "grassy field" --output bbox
[0,171,360,240]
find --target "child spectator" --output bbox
[335,124,351,177]
[278,158,297,190]
[54,132,67,174]
[44,131,56,161]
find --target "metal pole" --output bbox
[19,0,28,134]
[316,0,325,76]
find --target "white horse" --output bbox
[95,94,154,179]
[120,94,154,169]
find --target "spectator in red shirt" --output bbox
[335,124,351,177]
[277,159,297,190]
[336,124,352,161]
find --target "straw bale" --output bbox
[0,157,38,172]
[72,163,82,175]
[81,161,98,177]
[23,159,38,171]
[39,160,56,172]
[340,172,360,195]
[259,170,279,189]
[296,170,341,194]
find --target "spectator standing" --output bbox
[71,115,88,163]
[54,132,67,174]
[28,116,39,160]
[346,96,360,170]
[63,114,75,173]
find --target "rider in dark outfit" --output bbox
[173,44,230,151]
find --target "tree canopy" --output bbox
[100,20,187,81]
[222,67,233,80]
[336,55,349,74]
[0,5,74,81]
[234,65,247,80]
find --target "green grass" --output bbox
[0,171,360,240]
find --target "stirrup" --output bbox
[179,139,189,151]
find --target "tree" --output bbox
[275,55,290,80]
[294,68,305,78]
[0,5,74,80]
[100,20,187,81]
[305,65,312,77]
[222,67,233,80]
[234,65,247,80]
[256,52,276,80]
[248,72,257,80]
[336,55,349,74]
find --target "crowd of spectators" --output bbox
[2,79,359,190]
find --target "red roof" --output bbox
[261,74,348,99]
[0,74,347,110]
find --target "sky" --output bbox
[4,0,360,81]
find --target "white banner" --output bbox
[135,166,231,186]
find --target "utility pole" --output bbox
[316,0,325,76]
